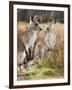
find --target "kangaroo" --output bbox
[18,16,42,50]
[17,16,42,70]
[34,41,44,60]
[33,19,56,59]
[45,22,56,50]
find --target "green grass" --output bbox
[17,63,64,80]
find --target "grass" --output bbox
[17,64,64,80]
[17,22,64,81]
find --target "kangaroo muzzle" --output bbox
[39,27,42,31]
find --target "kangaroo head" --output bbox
[45,21,53,33]
[46,27,51,32]
[45,24,51,33]
[29,16,42,31]
[46,18,56,32]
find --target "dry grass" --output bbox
[17,22,64,80]
[17,22,29,32]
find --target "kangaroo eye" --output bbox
[35,23,38,26]
[47,27,49,30]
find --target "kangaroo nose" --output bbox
[40,28,42,31]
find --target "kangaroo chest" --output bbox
[24,30,37,50]
[45,31,56,48]
[19,30,37,51]
[27,31,37,47]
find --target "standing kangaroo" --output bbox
[34,20,56,59]
[17,16,42,70]
[45,22,56,50]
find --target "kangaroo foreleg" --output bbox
[31,41,37,59]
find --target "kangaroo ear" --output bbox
[34,16,41,23]
[37,18,41,23]
[31,16,34,21]
[29,16,34,24]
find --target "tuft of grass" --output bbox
[41,68,57,76]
